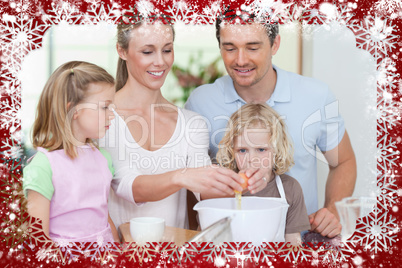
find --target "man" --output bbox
[185,13,356,238]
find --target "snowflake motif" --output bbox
[82,2,122,25]
[247,243,276,264]
[214,255,227,267]
[1,181,28,249]
[124,242,160,264]
[0,0,401,266]
[1,13,49,76]
[160,250,168,259]
[196,2,221,24]
[136,0,156,17]
[151,0,169,6]
[0,76,20,101]
[175,243,199,263]
[244,0,275,18]
[164,1,197,24]
[0,97,21,131]
[377,172,399,210]
[198,243,232,263]
[376,57,400,89]
[352,208,398,253]
[202,1,220,17]
[222,242,256,266]
[3,0,39,18]
[350,15,398,62]
[319,240,357,264]
[377,133,400,172]
[0,139,22,173]
[277,243,315,263]
[315,4,356,25]
[78,241,120,263]
[83,0,106,7]
[36,247,52,262]
[374,0,402,19]
[41,1,82,25]
[377,98,400,131]
[275,3,311,23]
[157,249,170,267]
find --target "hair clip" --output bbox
[70,68,74,74]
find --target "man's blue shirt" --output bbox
[185,65,345,214]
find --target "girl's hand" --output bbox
[177,165,244,199]
[241,168,270,194]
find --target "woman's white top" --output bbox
[99,108,211,230]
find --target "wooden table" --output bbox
[119,222,200,246]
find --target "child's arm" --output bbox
[27,190,50,238]
[108,214,120,242]
[285,233,302,246]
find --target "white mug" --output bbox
[130,217,165,245]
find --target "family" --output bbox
[22,10,357,245]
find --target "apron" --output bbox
[36,146,114,243]
[269,175,289,242]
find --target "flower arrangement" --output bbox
[171,51,225,104]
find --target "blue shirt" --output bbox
[185,65,345,214]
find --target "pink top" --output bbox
[36,146,114,244]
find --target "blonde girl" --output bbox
[217,103,310,245]
[23,61,119,243]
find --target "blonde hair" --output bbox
[216,103,294,175]
[32,61,114,159]
[115,20,175,92]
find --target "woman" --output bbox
[100,20,247,231]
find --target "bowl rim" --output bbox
[193,196,289,212]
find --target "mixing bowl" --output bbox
[194,196,289,244]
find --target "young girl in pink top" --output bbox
[23,61,119,243]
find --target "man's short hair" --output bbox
[215,8,279,47]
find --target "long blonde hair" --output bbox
[216,103,294,175]
[32,61,114,159]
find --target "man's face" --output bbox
[219,23,280,90]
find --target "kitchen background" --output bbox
[20,21,377,207]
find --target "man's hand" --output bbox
[309,207,341,238]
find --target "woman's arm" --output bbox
[27,190,50,238]
[132,166,243,203]
[107,111,244,204]
[108,214,120,242]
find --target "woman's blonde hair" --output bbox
[216,103,294,175]
[115,20,175,92]
[32,61,114,159]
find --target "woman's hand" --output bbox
[176,165,244,199]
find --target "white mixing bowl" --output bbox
[194,196,289,244]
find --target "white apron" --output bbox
[269,175,289,242]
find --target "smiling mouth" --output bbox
[235,68,255,73]
[147,71,164,77]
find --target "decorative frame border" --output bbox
[0,0,401,267]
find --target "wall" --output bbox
[302,23,378,206]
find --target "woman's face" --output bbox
[118,23,174,90]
